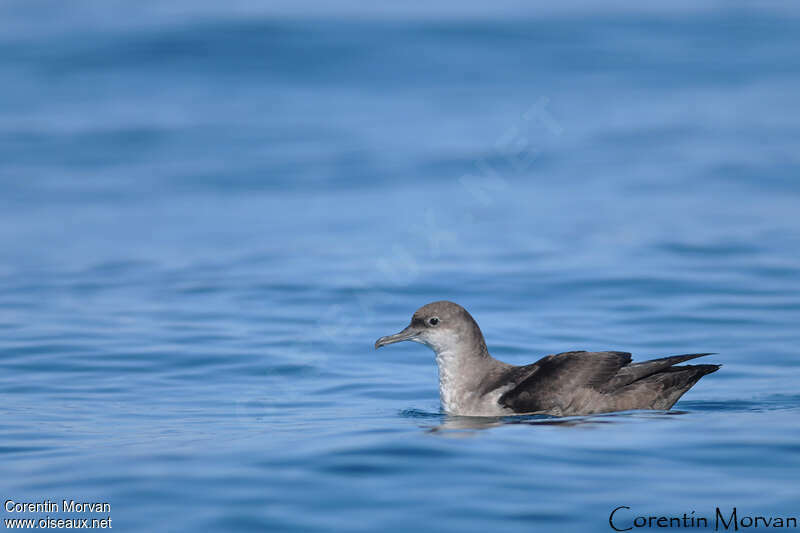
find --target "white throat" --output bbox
[434,347,464,413]
[414,329,499,415]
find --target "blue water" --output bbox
[2,2,800,531]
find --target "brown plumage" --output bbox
[496,351,720,416]
[376,301,720,416]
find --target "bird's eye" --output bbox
[428,317,440,326]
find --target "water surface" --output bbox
[1,2,799,531]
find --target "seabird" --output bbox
[375,301,720,417]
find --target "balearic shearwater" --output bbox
[374,301,720,416]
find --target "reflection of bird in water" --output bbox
[376,301,719,417]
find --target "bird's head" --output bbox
[374,301,487,356]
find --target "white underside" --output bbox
[435,349,514,417]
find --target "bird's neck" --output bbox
[429,315,503,414]
[434,343,502,414]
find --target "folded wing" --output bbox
[497,351,717,415]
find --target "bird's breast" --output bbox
[434,350,514,416]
